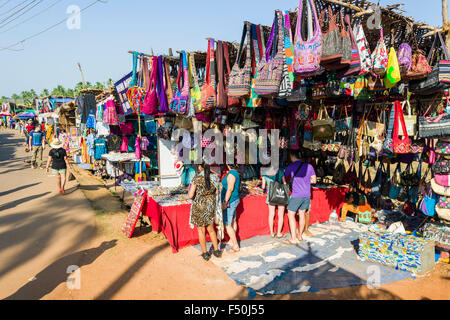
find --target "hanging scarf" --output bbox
[188,171,224,241]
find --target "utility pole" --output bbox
[77,62,86,86]
[443,0,450,51]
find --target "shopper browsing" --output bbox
[188,162,222,261]
[283,150,317,245]
[261,165,286,238]
[222,164,241,253]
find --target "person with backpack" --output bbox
[28,125,45,169]
[283,150,317,245]
[45,139,70,195]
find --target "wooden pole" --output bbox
[443,0,450,50]
[77,62,86,86]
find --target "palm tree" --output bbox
[41,89,50,97]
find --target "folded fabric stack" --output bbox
[359,232,435,274]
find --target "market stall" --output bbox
[65,0,450,268]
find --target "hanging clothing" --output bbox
[96,102,105,121]
[76,94,96,124]
[86,134,95,157]
[104,99,119,125]
[120,136,129,152]
[94,138,108,160]
[128,135,136,152]
[107,135,122,152]
[141,136,149,150]
[96,121,110,136]
[86,111,96,129]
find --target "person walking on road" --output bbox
[45,139,70,195]
[28,125,45,169]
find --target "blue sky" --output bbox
[0,0,444,97]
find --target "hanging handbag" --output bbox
[381,103,395,157]
[169,51,189,115]
[293,0,322,74]
[282,11,295,97]
[332,160,346,185]
[392,100,411,154]
[221,43,242,110]
[189,53,203,112]
[405,49,432,80]
[398,100,417,137]
[319,6,342,66]
[228,22,252,98]
[339,13,361,77]
[245,23,264,108]
[313,106,335,141]
[278,12,293,98]
[398,43,412,75]
[389,163,402,200]
[400,163,420,187]
[435,173,450,187]
[199,39,216,111]
[423,138,436,164]
[335,105,352,132]
[435,205,450,221]
[254,11,284,96]
[157,56,169,114]
[344,159,358,185]
[434,158,450,175]
[353,22,372,75]
[142,56,159,115]
[436,140,450,154]
[381,163,392,197]
[418,95,450,138]
[410,32,450,94]
[372,162,385,196]
[371,27,389,76]
[384,47,401,89]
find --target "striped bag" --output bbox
[278,11,293,98]
[338,13,361,77]
[254,10,284,96]
[228,22,252,98]
[245,23,264,108]
[419,95,450,138]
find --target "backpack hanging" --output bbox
[293,0,322,74]
[228,22,252,98]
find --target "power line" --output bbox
[0,0,13,10]
[0,0,64,34]
[0,0,32,17]
[0,0,38,24]
[0,0,107,52]
[0,0,43,29]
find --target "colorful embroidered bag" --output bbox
[371,27,389,76]
[189,53,202,112]
[398,43,412,75]
[293,0,322,74]
[245,23,264,108]
[254,11,284,96]
[353,22,372,75]
[228,22,252,98]
[169,51,189,115]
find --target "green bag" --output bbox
[313,106,335,141]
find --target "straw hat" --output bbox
[51,139,63,149]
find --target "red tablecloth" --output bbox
[143,188,347,253]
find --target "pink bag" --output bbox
[142,57,159,115]
[293,0,322,74]
[435,174,450,187]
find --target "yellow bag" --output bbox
[135,173,147,182]
[189,53,202,111]
[384,47,401,89]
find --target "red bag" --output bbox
[392,100,411,154]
